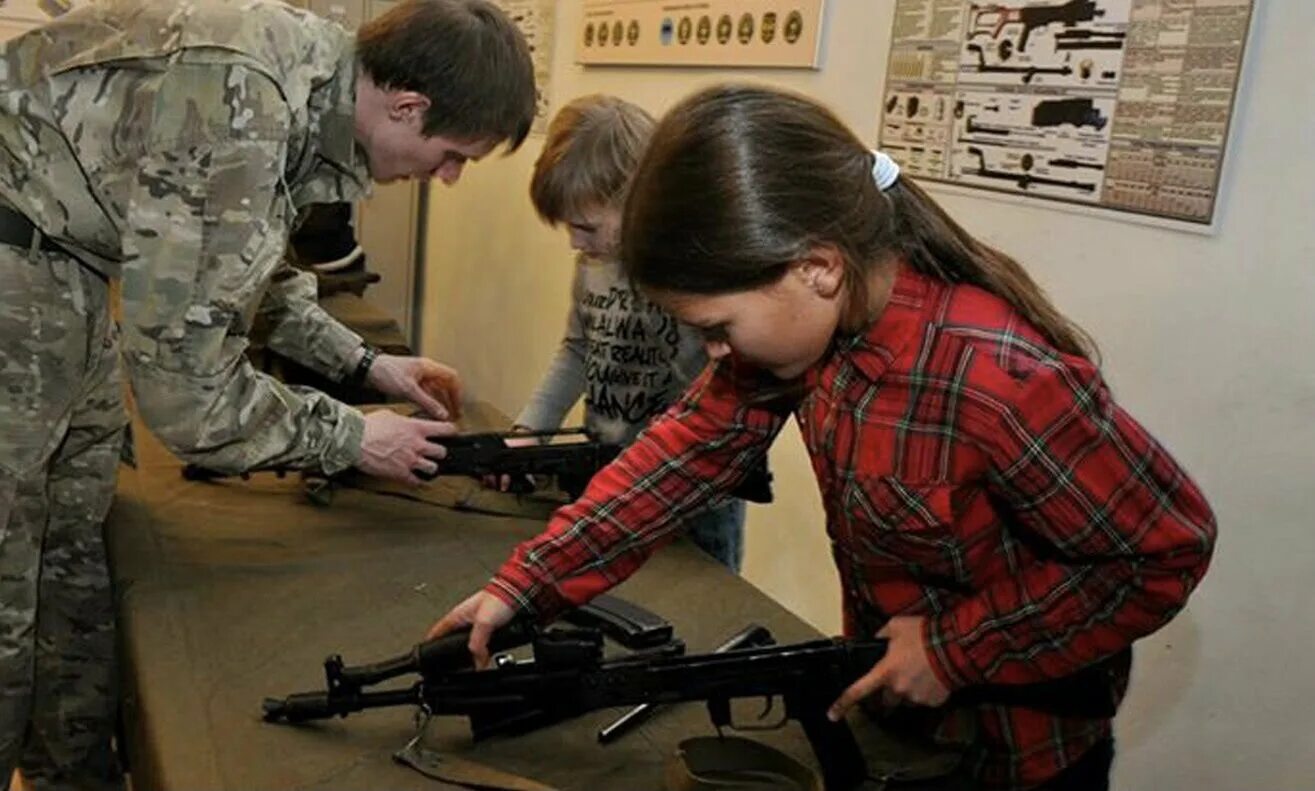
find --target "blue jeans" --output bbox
[683,499,746,573]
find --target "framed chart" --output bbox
[877,0,1254,229]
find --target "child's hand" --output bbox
[425,590,516,669]
[826,616,950,721]
[480,428,540,492]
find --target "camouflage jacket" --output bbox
[0,0,373,474]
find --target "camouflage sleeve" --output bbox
[258,261,363,381]
[117,63,364,475]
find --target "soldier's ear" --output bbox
[388,91,431,126]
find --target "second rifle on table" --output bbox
[183,426,773,504]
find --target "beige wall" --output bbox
[420,2,1315,787]
[422,0,898,634]
[296,0,423,343]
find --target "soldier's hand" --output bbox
[426,590,516,669]
[358,410,457,485]
[367,354,463,420]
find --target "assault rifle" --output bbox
[416,427,620,499]
[183,426,773,504]
[970,0,1104,52]
[263,623,1119,790]
[417,427,773,502]
[1016,0,1103,52]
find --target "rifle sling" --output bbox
[394,741,559,791]
[665,736,825,791]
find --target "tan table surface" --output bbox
[107,404,905,790]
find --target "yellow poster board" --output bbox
[576,0,826,69]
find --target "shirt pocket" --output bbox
[842,476,968,584]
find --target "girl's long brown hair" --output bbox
[622,84,1097,360]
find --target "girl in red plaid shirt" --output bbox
[431,85,1216,790]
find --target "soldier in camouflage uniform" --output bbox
[0,1,536,787]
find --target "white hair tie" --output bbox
[871,149,900,191]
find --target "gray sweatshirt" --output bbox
[516,256,706,445]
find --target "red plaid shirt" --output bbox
[489,265,1216,789]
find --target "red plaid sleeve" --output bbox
[487,358,790,618]
[926,355,1217,689]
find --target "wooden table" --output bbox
[107,407,900,790]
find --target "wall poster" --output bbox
[576,0,826,69]
[878,0,1254,228]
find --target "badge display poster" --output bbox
[576,0,826,69]
[878,0,1253,227]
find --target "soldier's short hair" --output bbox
[356,0,536,151]
[530,94,656,225]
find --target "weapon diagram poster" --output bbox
[494,0,557,134]
[0,0,79,41]
[877,0,1253,227]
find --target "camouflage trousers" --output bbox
[0,245,126,790]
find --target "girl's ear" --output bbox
[793,244,846,298]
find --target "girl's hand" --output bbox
[827,616,950,721]
[425,590,516,669]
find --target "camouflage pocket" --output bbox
[0,248,85,476]
[0,475,16,538]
